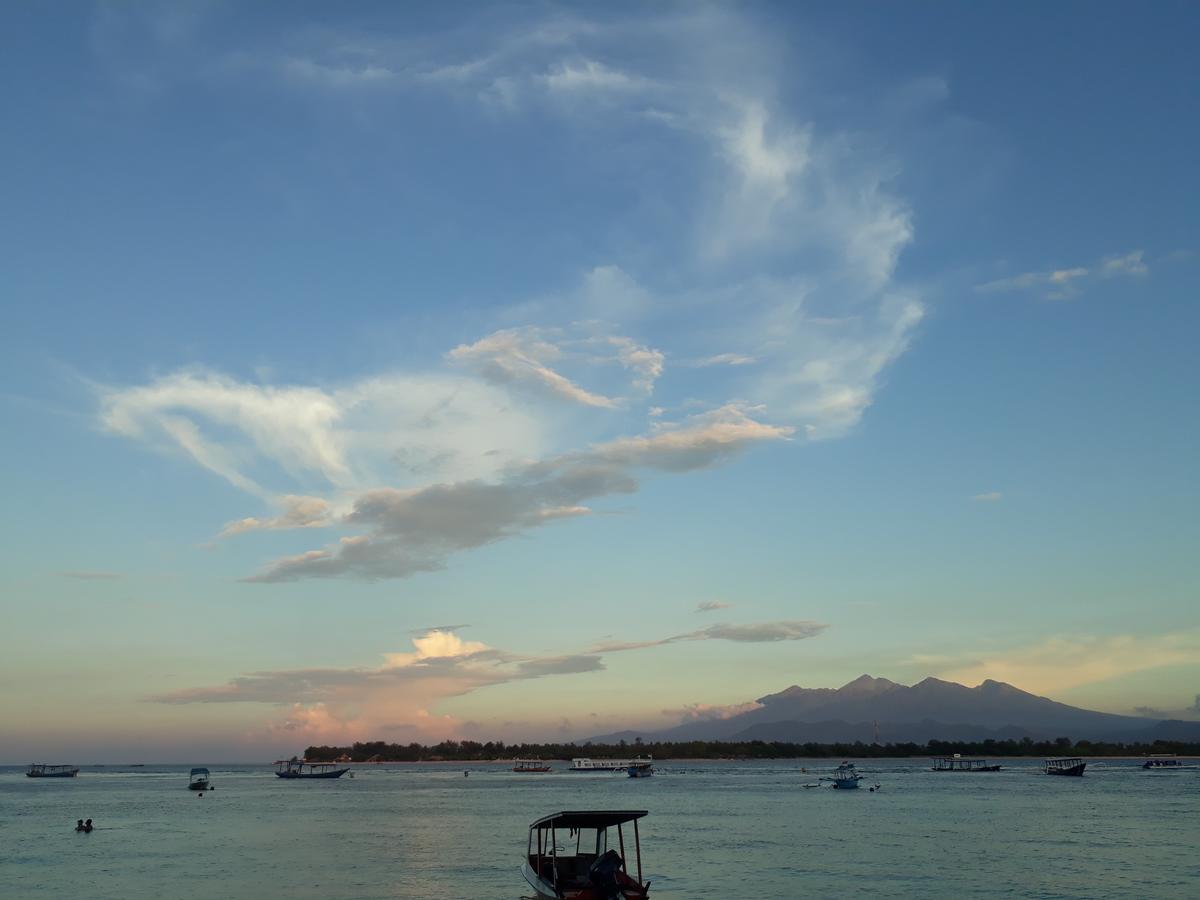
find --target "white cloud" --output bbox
[696,600,733,613]
[976,249,1149,298]
[448,327,620,409]
[971,491,1003,502]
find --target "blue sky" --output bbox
[1,1,1197,761]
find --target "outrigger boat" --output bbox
[931,755,1002,772]
[514,758,554,773]
[1142,755,1199,770]
[522,810,651,899]
[26,764,79,778]
[1044,757,1087,777]
[274,759,349,779]
[188,767,213,790]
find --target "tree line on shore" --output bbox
[304,736,1200,762]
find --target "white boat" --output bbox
[569,756,652,773]
[824,761,864,790]
[626,762,654,778]
[521,810,651,898]
[1142,755,1199,770]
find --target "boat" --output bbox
[514,758,554,773]
[626,762,654,778]
[569,756,652,773]
[522,810,651,899]
[931,755,1002,772]
[1142,755,1199,770]
[26,764,79,778]
[274,759,349,779]
[823,761,864,790]
[188,767,213,790]
[1044,757,1087,776]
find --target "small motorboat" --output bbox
[188,767,213,790]
[626,762,654,778]
[26,764,79,778]
[522,810,651,899]
[514,758,554,773]
[1044,757,1087,777]
[274,759,349,779]
[1142,755,1199,770]
[824,761,864,790]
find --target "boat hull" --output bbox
[276,768,349,779]
[520,863,649,899]
[188,782,211,790]
[1046,764,1086,776]
[26,771,78,778]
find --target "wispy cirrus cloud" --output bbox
[971,491,1003,502]
[975,249,1149,299]
[696,600,733,613]
[95,4,931,581]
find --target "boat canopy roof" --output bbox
[190,767,209,776]
[530,810,648,830]
[1046,757,1083,763]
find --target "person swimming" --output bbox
[75,819,85,832]
[83,819,93,833]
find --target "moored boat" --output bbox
[27,764,79,778]
[188,767,213,790]
[824,761,864,789]
[522,810,651,899]
[570,756,652,773]
[1044,757,1086,776]
[1142,755,1198,770]
[515,761,553,773]
[931,755,1002,772]
[275,759,349,779]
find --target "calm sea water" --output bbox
[2,759,1198,899]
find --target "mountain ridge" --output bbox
[584,674,1200,744]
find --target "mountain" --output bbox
[584,674,1200,744]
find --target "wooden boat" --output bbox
[1044,757,1086,776]
[931,755,1002,772]
[274,759,349,779]
[626,762,654,778]
[188,767,213,790]
[514,758,554,773]
[522,810,651,899]
[1142,755,1199,770]
[26,764,79,778]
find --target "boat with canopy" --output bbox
[931,755,1002,772]
[1142,755,1198,770]
[274,759,349,779]
[26,764,79,778]
[513,758,554,773]
[522,810,652,899]
[188,767,213,790]
[1044,757,1087,776]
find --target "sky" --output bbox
[1,1,1197,763]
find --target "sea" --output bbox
[2,759,1198,899]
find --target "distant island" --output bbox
[304,736,1200,763]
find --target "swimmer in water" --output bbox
[83,819,93,833]
[75,819,85,832]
